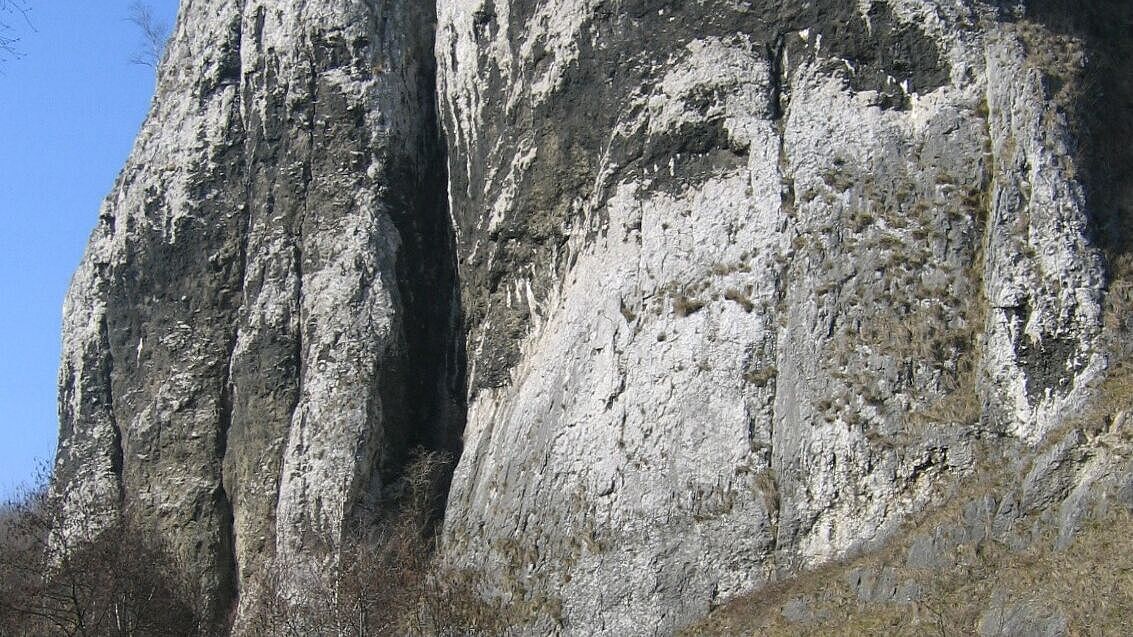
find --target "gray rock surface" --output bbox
[55,0,458,627]
[436,0,1108,633]
[978,591,1070,637]
[53,0,1131,633]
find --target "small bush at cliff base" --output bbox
[244,450,508,636]
[0,476,202,637]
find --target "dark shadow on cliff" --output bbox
[1022,1,1133,264]
[375,24,466,536]
[1012,0,1133,366]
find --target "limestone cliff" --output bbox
[54,0,1132,633]
[437,0,1125,632]
[55,0,458,626]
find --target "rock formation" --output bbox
[54,0,1132,633]
[55,0,458,626]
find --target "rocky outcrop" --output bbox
[55,0,458,627]
[54,0,1131,633]
[436,0,1112,633]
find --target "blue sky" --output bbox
[0,0,180,499]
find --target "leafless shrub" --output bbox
[126,2,169,69]
[3,453,520,635]
[245,449,509,636]
[0,469,201,636]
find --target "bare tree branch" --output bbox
[127,1,169,69]
[0,0,31,63]
[0,468,202,636]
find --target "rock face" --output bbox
[55,0,459,626]
[436,0,1115,633]
[54,0,1132,633]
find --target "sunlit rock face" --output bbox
[55,0,1130,633]
[55,0,459,627]
[436,0,1107,632]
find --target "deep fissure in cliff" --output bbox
[371,35,467,525]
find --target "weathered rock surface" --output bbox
[54,0,1132,633]
[436,0,1117,633]
[55,0,458,627]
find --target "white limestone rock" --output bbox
[436,1,1110,633]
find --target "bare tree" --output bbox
[0,0,30,63]
[2,453,530,635]
[127,1,169,69]
[0,471,202,636]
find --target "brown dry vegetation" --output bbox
[684,375,1133,636]
[0,473,200,636]
[241,450,509,636]
[686,357,1133,636]
[0,452,517,636]
[684,499,1133,636]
